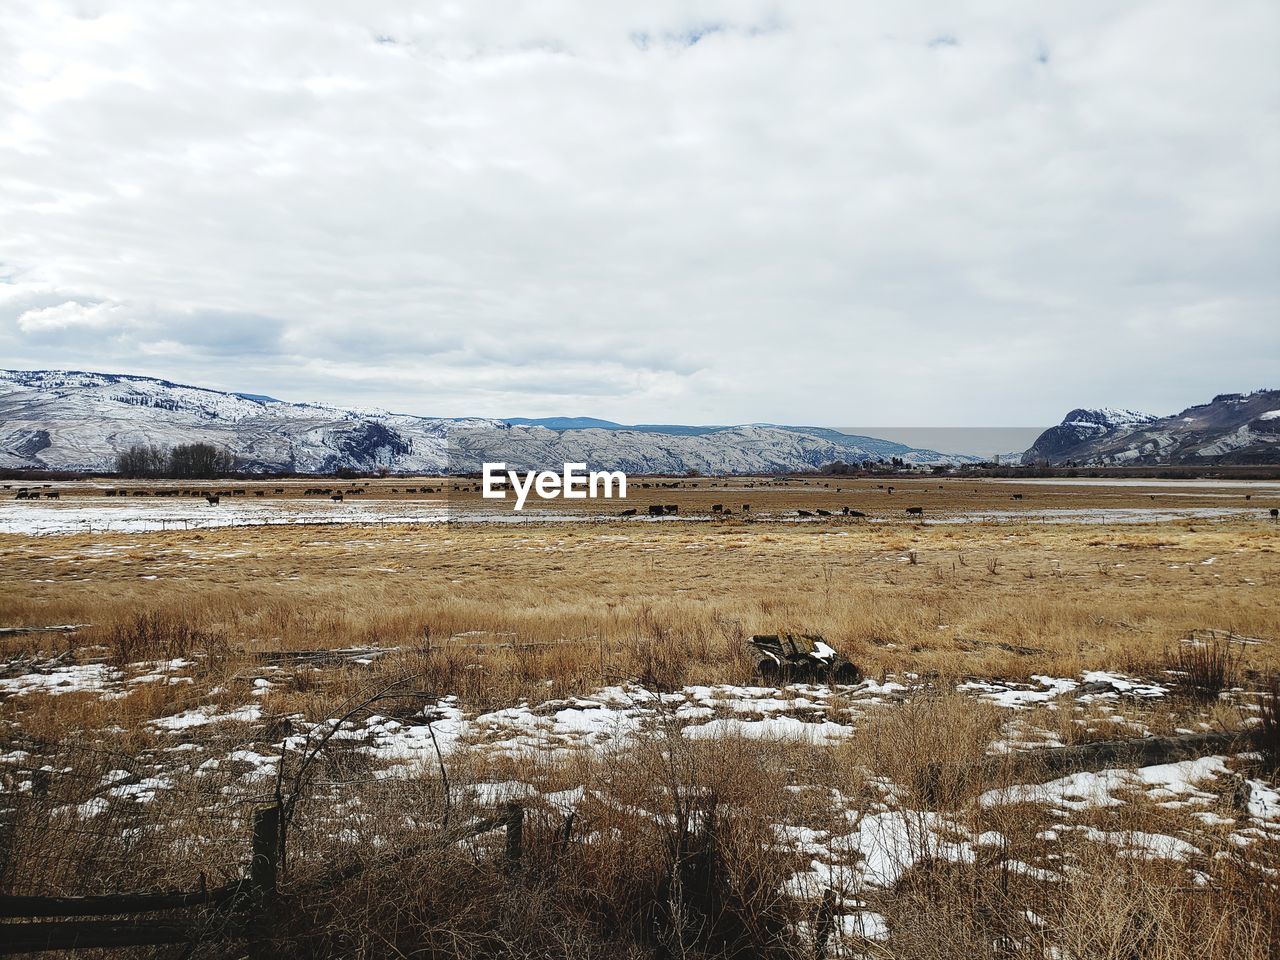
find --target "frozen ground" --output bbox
[991,478,1280,489]
[0,499,1267,535]
[3,652,1276,945]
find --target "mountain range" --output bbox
[1023,391,1280,465]
[0,370,970,474]
[4,369,1275,474]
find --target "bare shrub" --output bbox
[1169,635,1237,702]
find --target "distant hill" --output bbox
[0,369,975,474]
[1024,390,1280,465]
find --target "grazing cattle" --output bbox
[816,508,831,516]
[45,490,60,499]
[1011,494,1024,501]
[848,510,867,518]
[648,505,664,516]
[104,489,117,497]
[275,488,284,494]
[205,494,220,505]
[255,490,265,497]
[14,491,27,500]
[664,504,679,514]
[711,504,723,513]
[1245,494,1252,501]
[620,508,637,516]
[887,486,894,494]
[742,504,751,512]
[1271,508,1279,521]
[233,489,246,496]
[797,509,813,517]
[905,506,924,518]
[405,488,417,494]
[331,493,344,502]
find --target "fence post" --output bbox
[251,805,280,900]
[504,803,524,872]
[813,887,836,960]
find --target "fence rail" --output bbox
[0,806,278,955]
[0,801,528,954]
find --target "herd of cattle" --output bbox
[8,486,59,499]
[5,482,1280,523]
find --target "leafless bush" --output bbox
[103,607,228,664]
[1169,635,1237,702]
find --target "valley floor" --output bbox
[1,478,1278,958]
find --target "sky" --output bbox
[1,2,1277,426]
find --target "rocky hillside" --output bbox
[0,369,969,474]
[1025,391,1280,465]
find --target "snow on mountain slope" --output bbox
[0,369,970,474]
[1022,408,1160,463]
[1024,391,1280,466]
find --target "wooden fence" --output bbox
[0,802,530,955]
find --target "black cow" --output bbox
[331,493,344,502]
[1271,508,1279,521]
[905,506,924,518]
[711,504,723,512]
[205,494,220,505]
[620,508,637,516]
[848,510,867,518]
[664,504,679,514]
[742,504,751,512]
[816,508,831,516]
[648,505,664,516]
[1011,493,1024,501]
[797,509,813,517]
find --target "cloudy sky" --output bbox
[1,2,1276,426]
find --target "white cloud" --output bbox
[16,299,129,332]
[0,0,1276,424]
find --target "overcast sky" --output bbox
[1,2,1276,426]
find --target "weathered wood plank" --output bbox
[0,881,250,918]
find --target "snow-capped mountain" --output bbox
[0,369,971,474]
[1024,391,1280,465]
[1022,408,1161,463]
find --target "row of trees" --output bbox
[817,457,905,475]
[115,442,239,479]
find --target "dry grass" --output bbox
[1,490,1279,958]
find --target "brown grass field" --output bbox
[1,476,1278,958]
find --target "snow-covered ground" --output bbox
[0,499,1269,535]
[3,653,1276,955]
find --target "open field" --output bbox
[2,475,1279,535]
[1,479,1279,958]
